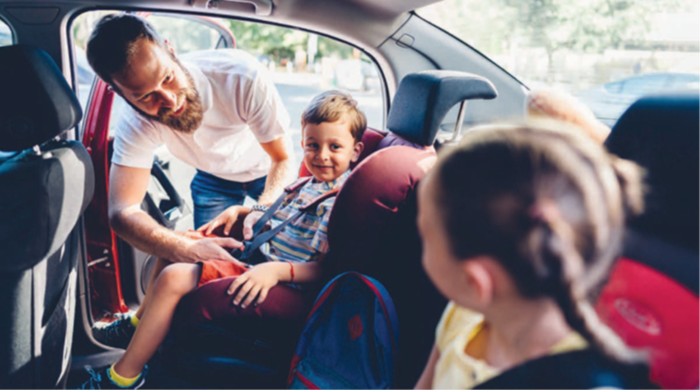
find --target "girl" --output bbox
[415,123,646,389]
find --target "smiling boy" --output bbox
[80,90,366,389]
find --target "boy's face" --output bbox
[302,117,363,182]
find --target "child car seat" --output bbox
[597,91,699,389]
[0,45,94,388]
[161,71,497,388]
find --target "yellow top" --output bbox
[433,301,588,389]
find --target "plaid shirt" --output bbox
[259,170,350,264]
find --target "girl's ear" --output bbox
[352,142,364,162]
[462,258,495,307]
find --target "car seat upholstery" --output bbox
[164,71,497,388]
[597,91,699,389]
[0,45,94,388]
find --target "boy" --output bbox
[81,90,366,389]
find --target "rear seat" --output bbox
[596,91,699,389]
[160,71,497,388]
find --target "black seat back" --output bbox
[0,45,94,388]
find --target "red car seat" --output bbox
[596,91,699,389]
[162,71,497,388]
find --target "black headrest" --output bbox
[0,45,82,152]
[605,91,699,252]
[387,70,497,146]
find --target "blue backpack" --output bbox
[287,272,399,389]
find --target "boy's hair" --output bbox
[86,14,167,86]
[432,122,645,364]
[302,90,367,143]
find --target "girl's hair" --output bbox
[433,122,645,363]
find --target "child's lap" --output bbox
[175,276,316,330]
[177,230,316,325]
[180,230,248,286]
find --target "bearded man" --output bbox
[86,14,295,346]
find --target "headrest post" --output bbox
[450,101,468,142]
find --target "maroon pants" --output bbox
[174,276,317,332]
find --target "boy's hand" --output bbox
[242,211,265,240]
[227,262,285,308]
[198,205,247,236]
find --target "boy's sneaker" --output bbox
[92,314,136,349]
[79,366,147,390]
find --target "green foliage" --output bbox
[505,0,683,54]
[227,20,356,63]
[422,0,687,55]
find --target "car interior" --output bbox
[0,0,697,389]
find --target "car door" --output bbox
[79,11,236,324]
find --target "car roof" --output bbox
[0,0,443,50]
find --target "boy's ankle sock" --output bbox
[130,315,140,328]
[108,364,141,388]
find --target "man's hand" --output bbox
[176,233,246,265]
[242,210,265,240]
[197,205,249,236]
[227,262,286,308]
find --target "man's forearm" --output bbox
[257,158,293,205]
[110,206,190,262]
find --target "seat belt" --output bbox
[231,177,340,262]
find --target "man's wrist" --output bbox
[251,204,269,213]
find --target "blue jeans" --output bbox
[190,170,266,229]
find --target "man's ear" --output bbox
[462,258,494,306]
[164,39,175,55]
[351,141,364,162]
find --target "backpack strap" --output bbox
[233,178,339,262]
[474,349,654,389]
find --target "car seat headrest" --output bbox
[387,70,497,146]
[0,45,83,152]
[605,91,699,251]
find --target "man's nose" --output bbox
[159,89,178,108]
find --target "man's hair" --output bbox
[86,14,166,85]
[302,90,367,143]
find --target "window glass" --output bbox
[418,0,700,127]
[0,19,12,47]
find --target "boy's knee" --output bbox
[155,263,200,295]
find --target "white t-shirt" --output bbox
[111,49,291,182]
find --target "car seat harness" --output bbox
[231,177,339,265]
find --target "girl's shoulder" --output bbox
[436,301,484,352]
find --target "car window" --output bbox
[226,19,384,133]
[72,11,385,209]
[618,74,669,95]
[0,19,12,47]
[669,73,700,89]
[418,0,700,127]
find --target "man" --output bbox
[86,14,294,345]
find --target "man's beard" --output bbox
[126,64,204,134]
